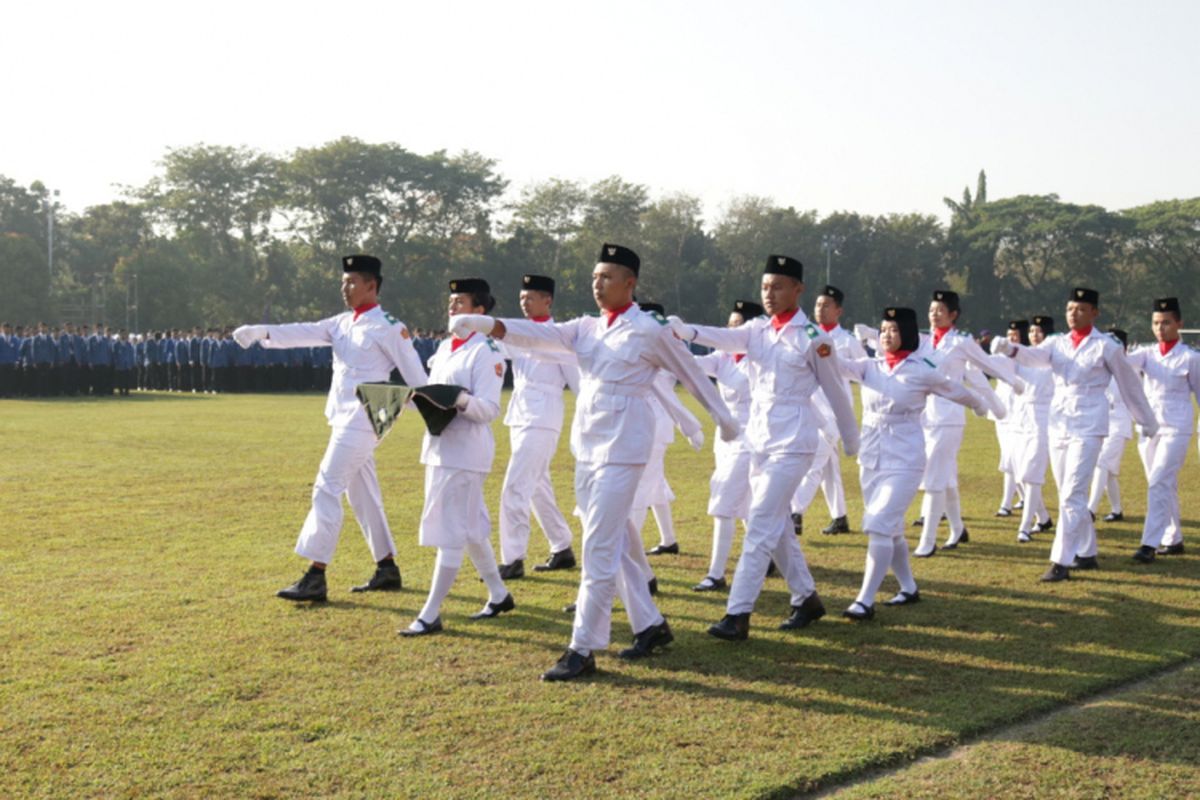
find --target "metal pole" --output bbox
[133,274,139,333]
[825,246,832,286]
[46,194,54,278]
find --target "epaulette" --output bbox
[649,311,668,326]
[485,337,500,353]
[805,323,819,340]
[383,312,400,326]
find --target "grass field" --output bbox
[2,389,1199,799]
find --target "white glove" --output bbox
[1010,376,1026,395]
[1142,421,1159,439]
[686,429,704,451]
[233,325,267,348]
[454,390,471,411]
[718,417,741,442]
[972,403,989,418]
[449,314,495,338]
[991,338,1017,357]
[666,315,696,342]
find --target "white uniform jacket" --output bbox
[1128,342,1200,435]
[917,329,1018,427]
[689,311,860,457]
[1007,329,1157,439]
[498,307,734,466]
[695,351,752,457]
[840,354,986,472]
[501,324,580,435]
[261,307,428,431]
[420,334,504,473]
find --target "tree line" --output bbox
[2,140,1198,337]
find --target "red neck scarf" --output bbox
[530,315,551,323]
[604,302,634,328]
[1070,326,1093,349]
[771,308,800,332]
[932,326,952,348]
[451,332,474,353]
[734,354,745,364]
[352,302,378,321]
[820,322,837,333]
[1160,338,1180,356]
[884,349,912,370]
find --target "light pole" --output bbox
[132,274,139,333]
[820,233,844,287]
[46,189,60,278]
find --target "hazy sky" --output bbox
[4,0,1197,224]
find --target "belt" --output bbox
[514,378,564,392]
[580,380,650,398]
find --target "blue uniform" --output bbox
[114,340,136,370]
[32,333,57,366]
[73,334,90,367]
[0,334,16,366]
[89,335,113,367]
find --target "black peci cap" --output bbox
[1071,287,1100,306]
[1008,319,1030,346]
[821,285,845,305]
[1031,315,1055,334]
[449,278,491,295]
[521,274,555,295]
[598,243,640,275]
[1108,327,1128,348]
[932,290,960,313]
[638,301,665,316]
[763,254,803,281]
[343,254,382,276]
[1154,297,1181,315]
[882,306,920,352]
[733,300,765,319]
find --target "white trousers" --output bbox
[1048,435,1103,565]
[920,425,964,492]
[727,452,818,615]
[499,426,573,563]
[1096,433,1131,475]
[1139,433,1191,548]
[570,462,663,655]
[708,448,752,520]
[294,425,395,565]
[791,433,847,518]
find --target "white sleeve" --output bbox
[837,355,869,384]
[458,347,503,424]
[261,318,337,349]
[651,375,703,441]
[689,324,752,354]
[1105,345,1157,432]
[811,342,860,456]
[693,352,722,379]
[378,324,429,388]
[560,361,581,395]
[646,328,738,433]
[1012,341,1053,368]
[500,318,579,355]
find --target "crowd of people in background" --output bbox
[0,322,452,398]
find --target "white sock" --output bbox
[466,538,508,604]
[652,502,676,547]
[416,547,462,624]
[916,492,944,554]
[708,517,736,579]
[1107,473,1122,514]
[890,538,917,594]
[1019,483,1042,533]
[1000,473,1016,510]
[945,486,965,543]
[856,533,893,606]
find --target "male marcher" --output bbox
[1087,329,1133,524]
[233,255,428,600]
[31,323,57,396]
[450,243,740,680]
[670,255,861,642]
[995,288,1157,581]
[0,323,16,397]
[56,324,76,395]
[1128,298,1200,562]
[89,326,115,395]
[495,274,579,580]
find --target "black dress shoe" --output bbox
[1071,555,1099,570]
[792,512,803,536]
[1035,517,1055,533]
[351,561,402,592]
[841,601,874,621]
[1014,500,1025,510]
[708,612,750,641]
[398,616,443,637]
[1157,543,1185,556]
[779,591,826,630]
[885,590,921,606]
[647,543,679,556]
[498,560,525,580]
[943,527,970,550]
[1103,511,1124,522]
[692,576,728,592]
[913,546,937,558]
[1040,563,1070,582]
[822,516,851,535]
[1132,545,1156,564]
[533,547,577,571]
[562,602,577,614]
[619,619,674,660]
[541,649,596,681]
[912,516,924,527]
[468,593,516,620]
[994,508,1013,517]
[648,578,658,596]
[277,568,327,601]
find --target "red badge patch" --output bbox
[401,327,411,339]
[816,343,832,358]
[495,363,504,377]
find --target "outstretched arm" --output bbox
[812,345,860,456]
[647,330,739,441]
[1105,346,1157,435]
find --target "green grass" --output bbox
[2,390,1199,799]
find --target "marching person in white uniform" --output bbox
[790,285,865,536]
[496,274,579,580]
[991,321,1027,519]
[450,243,740,681]
[1087,329,1133,524]
[691,300,762,591]
[837,307,989,620]
[401,278,513,636]
[1005,316,1056,543]
[670,255,861,642]
[233,255,429,601]
[1129,298,1200,562]
[994,287,1157,581]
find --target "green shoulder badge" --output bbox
[650,311,668,326]
[805,323,820,340]
[384,312,400,326]
[485,337,501,353]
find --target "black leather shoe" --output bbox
[469,593,516,620]
[822,516,851,535]
[792,512,803,536]
[1071,555,1099,570]
[541,648,596,681]
[277,568,327,601]
[619,619,674,660]
[1103,511,1124,522]
[1017,530,1033,543]
[351,561,402,592]
[1132,545,1156,564]
[1035,517,1055,533]
[562,602,577,614]
[912,516,924,527]
[533,547,577,571]
[994,508,1013,517]
[885,590,921,606]
[1157,543,1185,556]
[1040,563,1070,582]
[647,543,679,556]
[708,613,750,641]
[943,527,970,550]
[1014,500,1025,510]
[498,560,525,580]
[398,616,443,637]
[842,601,875,621]
[648,578,658,596]
[692,576,728,592]
[780,591,826,630]
[913,546,937,559]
